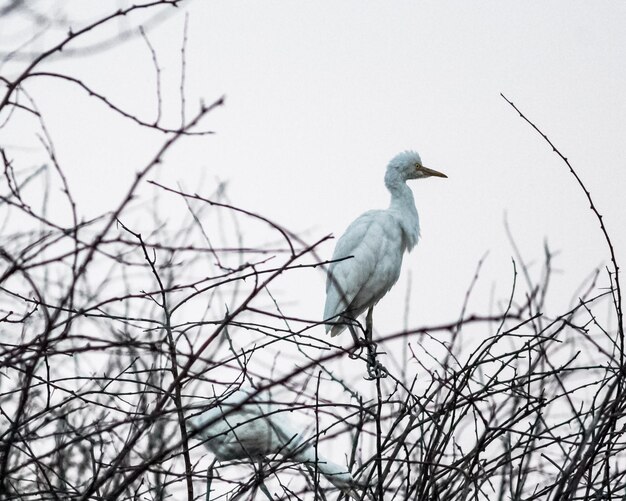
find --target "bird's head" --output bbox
[385,150,447,184]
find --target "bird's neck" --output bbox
[387,181,420,250]
[293,447,355,491]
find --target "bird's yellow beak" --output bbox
[419,165,448,178]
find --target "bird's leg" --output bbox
[365,307,373,343]
[258,479,273,500]
[364,307,388,380]
[256,459,273,500]
[347,321,365,359]
[206,459,216,501]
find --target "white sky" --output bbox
[2,0,625,335]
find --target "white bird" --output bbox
[324,150,446,340]
[188,388,360,498]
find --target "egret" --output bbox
[323,150,446,345]
[188,387,361,498]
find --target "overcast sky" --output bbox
[2,1,625,336]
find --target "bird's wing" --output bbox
[324,211,378,321]
[352,214,405,310]
[189,388,282,460]
[324,211,402,333]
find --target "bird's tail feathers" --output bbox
[329,323,347,337]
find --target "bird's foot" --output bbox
[365,358,388,380]
[365,342,388,379]
[348,336,370,359]
[349,337,388,378]
[348,345,363,359]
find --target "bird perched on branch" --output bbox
[188,387,361,498]
[324,150,446,343]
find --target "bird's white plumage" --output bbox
[324,150,445,337]
[188,388,358,496]
[324,211,406,330]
